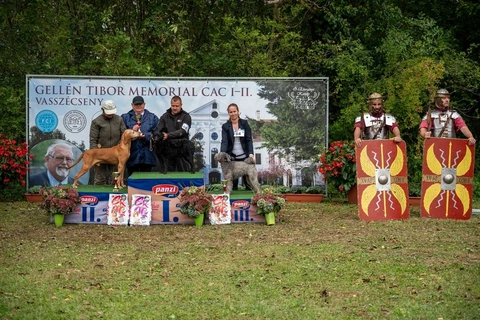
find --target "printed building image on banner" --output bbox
[421,138,475,220]
[355,140,409,221]
[27,76,328,188]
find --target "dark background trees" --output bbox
[1,0,478,191]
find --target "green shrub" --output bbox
[274,186,291,194]
[289,186,307,194]
[0,184,26,202]
[27,185,42,194]
[305,186,324,194]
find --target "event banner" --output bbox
[27,76,328,187]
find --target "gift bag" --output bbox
[209,194,232,225]
[107,194,129,226]
[129,194,152,226]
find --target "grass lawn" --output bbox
[0,199,479,319]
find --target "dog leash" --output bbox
[149,136,154,152]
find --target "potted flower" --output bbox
[178,186,214,226]
[25,185,43,203]
[251,188,286,225]
[318,141,356,201]
[39,186,81,226]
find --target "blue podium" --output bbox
[64,172,263,224]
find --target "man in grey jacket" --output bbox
[89,100,126,185]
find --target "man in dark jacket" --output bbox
[155,95,192,172]
[121,96,159,175]
[90,100,126,185]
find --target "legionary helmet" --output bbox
[367,93,383,104]
[434,89,450,109]
[435,89,450,98]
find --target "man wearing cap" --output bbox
[89,100,126,185]
[353,93,402,147]
[121,96,159,175]
[419,89,476,145]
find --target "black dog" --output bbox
[152,128,196,174]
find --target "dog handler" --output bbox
[121,96,159,175]
[220,103,255,190]
[155,95,192,172]
[89,100,126,185]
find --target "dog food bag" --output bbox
[129,194,152,226]
[209,194,232,225]
[107,194,129,226]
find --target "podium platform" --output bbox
[64,185,127,224]
[64,172,263,224]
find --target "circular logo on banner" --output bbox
[35,110,58,133]
[64,110,87,133]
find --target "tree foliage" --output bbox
[255,80,328,161]
[0,0,478,175]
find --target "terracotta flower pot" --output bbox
[25,194,42,203]
[283,194,323,203]
[347,185,358,204]
[408,197,421,206]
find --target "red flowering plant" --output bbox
[0,134,34,188]
[178,186,214,218]
[251,187,286,215]
[318,140,356,193]
[40,186,81,215]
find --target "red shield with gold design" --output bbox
[421,138,475,220]
[355,140,409,221]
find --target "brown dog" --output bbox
[68,129,142,189]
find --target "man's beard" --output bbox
[436,101,449,111]
[55,166,69,178]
